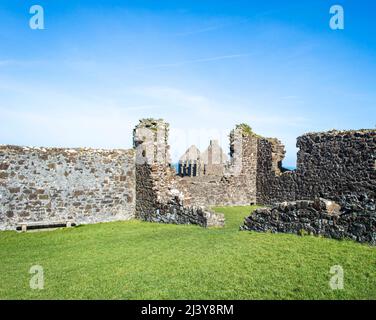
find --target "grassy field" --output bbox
[0,205,375,299]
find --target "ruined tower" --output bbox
[133,119,173,220]
[133,118,170,166]
[201,140,228,176]
[132,118,224,227]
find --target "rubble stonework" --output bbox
[241,199,376,245]
[0,146,136,230]
[245,129,376,244]
[256,130,376,209]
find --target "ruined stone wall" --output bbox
[266,138,286,175]
[249,129,376,245]
[256,138,298,204]
[2,120,373,233]
[0,145,136,230]
[134,119,225,227]
[176,131,259,207]
[136,163,224,227]
[177,175,252,207]
[295,131,375,211]
[241,199,376,245]
[257,130,376,212]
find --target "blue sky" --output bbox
[0,0,375,166]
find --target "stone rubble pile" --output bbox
[241,199,376,244]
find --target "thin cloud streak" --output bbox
[136,54,250,70]
[174,18,251,36]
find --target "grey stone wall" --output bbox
[178,175,255,207]
[0,145,136,230]
[241,199,376,245]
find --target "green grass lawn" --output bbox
[0,205,375,299]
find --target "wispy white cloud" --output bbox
[175,24,229,36]
[131,86,207,101]
[136,54,250,69]
[174,18,251,36]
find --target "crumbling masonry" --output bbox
[0,119,375,244]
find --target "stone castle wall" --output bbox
[256,138,298,204]
[246,130,376,244]
[0,118,374,238]
[136,163,224,227]
[242,199,376,244]
[133,119,225,227]
[177,175,254,207]
[295,131,375,211]
[257,130,376,210]
[176,130,259,207]
[0,146,136,230]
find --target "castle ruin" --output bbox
[178,140,228,177]
[0,119,375,244]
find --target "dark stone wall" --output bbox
[295,131,375,211]
[256,138,298,204]
[135,163,157,221]
[251,129,376,244]
[241,199,376,245]
[257,130,376,211]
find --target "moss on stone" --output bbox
[232,123,262,138]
